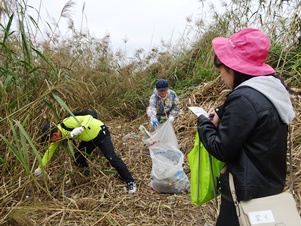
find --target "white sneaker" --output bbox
[128,181,137,193]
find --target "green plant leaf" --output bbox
[32,47,55,71]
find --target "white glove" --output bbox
[70,126,85,137]
[34,167,42,177]
[168,116,175,123]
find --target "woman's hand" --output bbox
[208,108,220,127]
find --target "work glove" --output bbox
[34,167,42,177]
[150,117,159,127]
[168,116,175,123]
[70,126,85,137]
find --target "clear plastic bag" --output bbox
[150,169,190,194]
[145,121,190,193]
[141,120,179,149]
[149,143,183,179]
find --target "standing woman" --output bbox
[197,28,295,226]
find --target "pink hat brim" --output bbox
[212,37,275,76]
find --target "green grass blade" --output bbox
[52,92,73,115]
[15,120,42,166]
[52,92,80,123]
[0,134,27,171]
[20,127,29,171]
[8,119,21,151]
[32,47,55,71]
[2,74,14,93]
[19,19,31,65]
[67,140,75,160]
[2,14,14,44]
[43,100,61,120]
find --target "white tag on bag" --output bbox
[248,210,275,225]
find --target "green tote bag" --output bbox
[188,131,225,206]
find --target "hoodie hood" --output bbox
[237,76,295,125]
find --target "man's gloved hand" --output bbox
[70,126,85,137]
[151,117,159,127]
[34,167,42,177]
[168,116,175,123]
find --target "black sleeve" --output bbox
[197,93,257,162]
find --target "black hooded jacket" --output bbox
[197,76,294,201]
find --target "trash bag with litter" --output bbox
[140,121,190,193]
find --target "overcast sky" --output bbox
[27,0,228,55]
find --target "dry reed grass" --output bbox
[0,78,300,226]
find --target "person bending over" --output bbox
[35,114,137,193]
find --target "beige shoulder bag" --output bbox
[229,128,301,226]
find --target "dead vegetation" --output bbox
[0,78,300,226]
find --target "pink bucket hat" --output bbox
[212,28,275,76]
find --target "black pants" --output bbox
[74,125,134,183]
[216,196,239,226]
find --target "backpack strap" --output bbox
[60,122,73,131]
[60,111,97,132]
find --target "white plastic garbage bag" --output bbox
[149,143,190,193]
[141,120,179,148]
[142,121,190,193]
[149,143,183,179]
[151,170,190,194]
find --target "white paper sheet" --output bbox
[188,106,208,117]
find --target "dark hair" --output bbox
[232,71,253,89]
[213,55,223,68]
[40,124,59,145]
